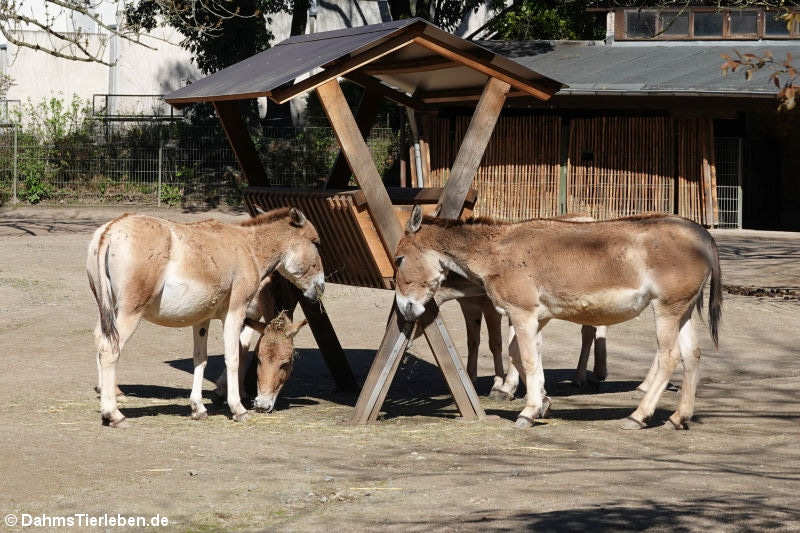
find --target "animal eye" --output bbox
[280,361,292,370]
[394,256,404,268]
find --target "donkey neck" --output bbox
[244,219,296,276]
[420,223,499,280]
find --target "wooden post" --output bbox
[213,101,268,187]
[326,87,383,189]
[298,296,359,392]
[317,79,403,253]
[437,77,510,219]
[316,78,482,423]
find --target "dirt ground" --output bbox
[0,206,798,532]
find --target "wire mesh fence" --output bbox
[714,137,743,229]
[0,120,402,207]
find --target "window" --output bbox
[626,10,657,38]
[694,12,724,37]
[730,11,759,36]
[765,11,792,37]
[660,11,689,36]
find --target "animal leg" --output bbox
[511,314,550,428]
[214,322,260,403]
[457,299,482,383]
[94,320,123,397]
[669,317,701,429]
[484,303,505,394]
[638,352,660,393]
[224,311,249,422]
[574,325,595,387]
[493,326,520,400]
[592,326,608,382]
[622,307,684,429]
[190,320,210,420]
[97,311,140,428]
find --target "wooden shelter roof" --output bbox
[164,18,564,107]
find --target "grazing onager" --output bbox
[86,208,324,427]
[394,206,721,430]
[241,313,307,413]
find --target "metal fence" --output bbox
[714,137,743,229]
[0,120,401,207]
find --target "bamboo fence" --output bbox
[424,113,714,224]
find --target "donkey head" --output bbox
[246,312,308,413]
[278,208,325,301]
[393,205,449,321]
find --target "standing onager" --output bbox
[86,208,324,428]
[394,207,721,430]
[438,213,611,398]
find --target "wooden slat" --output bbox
[326,87,383,189]
[438,77,510,220]
[214,101,269,187]
[362,55,460,75]
[317,79,404,254]
[344,70,424,110]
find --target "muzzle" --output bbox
[395,292,425,321]
[303,272,325,301]
[253,394,276,413]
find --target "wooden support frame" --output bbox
[214,101,269,187]
[438,77,510,219]
[326,86,383,189]
[316,78,484,424]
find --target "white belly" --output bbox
[145,274,228,327]
[543,285,652,326]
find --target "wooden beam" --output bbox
[437,77,510,220]
[316,79,404,254]
[271,28,423,104]
[417,86,526,104]
[214,101,269,187]
[362,55,460,75]
[412,36,559,102]
[297,296,359,392]
[326,87,383,189]
[344,70,424,110]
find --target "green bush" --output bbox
[160,183,183,206]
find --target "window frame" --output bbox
[615,7,799,40]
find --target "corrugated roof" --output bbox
[480,40,798,97]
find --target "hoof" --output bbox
[514,415,535,428]
[667,414,689,430]
[539,396,552,419]
[620,415,647,430]
[488,388,506,400]
[102,415,129,428]
[191,410,208,421]
[232,410,251,423]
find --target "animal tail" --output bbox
[88,219,122,352]
[708,237,722,349]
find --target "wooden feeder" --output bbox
[166,18,564,424]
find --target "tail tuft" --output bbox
[708,240,722,349]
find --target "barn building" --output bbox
[412,7,800,231]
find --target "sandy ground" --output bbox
[0,206,798,532]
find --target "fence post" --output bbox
[12,124,17,204]
[157,134,162,207]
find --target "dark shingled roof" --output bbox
[165,18,563,105]
[479,40,799,97]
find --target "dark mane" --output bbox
[239,207,292,227]
[421,215,509,228]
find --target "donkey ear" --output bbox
[285,318,308,339]
[407,205,423,234]
[243,317,266,335]
[289,208,307,227]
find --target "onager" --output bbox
[241,313,307,413]
[86,208,324,427]
[394,206,721,430]
[438,213,611,398]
